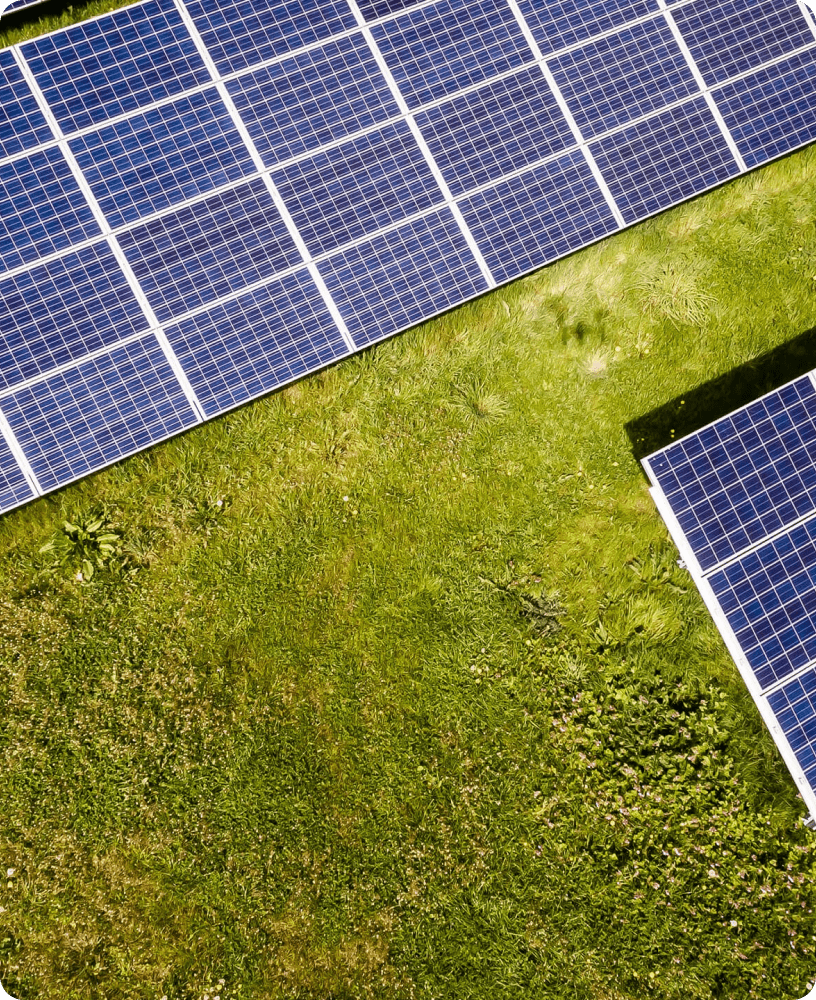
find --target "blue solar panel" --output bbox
[165,271,350,417]
[590,96,740,224]
[227,32,400,168]
[715,47,816,169]
[118,177,302,324]
[459,149,618,284]
[69,88,256,229]
[647,376,816,572]
[549,16,698,140]
[415,66,574,197]
[20,0,210,134]
[645,374,816,818]
[1,0,49,12]
[517,0,658,57]
[272,120,443,256]
[0,244,147,392]
[185,0,357,77]
[319,207,489,348]
[768,669,816,790]
[371,0,532,110]
[0,434,34,513]
[0,49,53,160]
[0,335,199,492]
[0,147,102,273]
[3,0,816,525]
[709,516,816,691]
[672,0,813,88]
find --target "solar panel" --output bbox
[2,0,816,518]
[0,0,49,16]
[644,372,816,823]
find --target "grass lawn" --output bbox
[3,3,816,998]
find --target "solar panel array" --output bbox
[644,372,816,822]
[0,0,49,16]
[2,0,816,514]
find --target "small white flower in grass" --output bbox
[6,869,13,877]
[342,495,349,502]
[76,571,83,582]
[216,499,223,508]
[730,920,738,927]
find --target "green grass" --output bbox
[3,5,816,998]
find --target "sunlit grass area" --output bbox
[3,4,816,999]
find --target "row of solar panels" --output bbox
[1,0,816,516]
[644,374,816,821]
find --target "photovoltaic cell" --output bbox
[371,0,533,110]
[0,243,147,392]
[415,66,574,197]
[708,516,816,691]
[646,376,816,572]
[516,0,659,57]
[0,334,199,491]
[0,49,53,159]
[0,436,34,514]
[458,149,618,284]
[69,88,256,229]
[356,0,425,19]
[672,0,814,88]
[549,17,698,140]
[768,670,816,789]
[165,271,350,416]
[590,96,739,224]
[20,0,211,135]
[0,146,102,273]
[318,207,489,348]
[185,0,357,77]
[227,32,400,168]
[118,176,302,324]
[272,120,443,257]
[715,47,816,168]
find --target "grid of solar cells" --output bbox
[715,47,816,168]
[672,0,814,87]
[2,0,816,520]
[319,206,489,346]
[165,271,350,416]
[646,375,816,573]
[0,335,199,491]
[644,373,816,817]
[272,120,443,256]
[0,243,147,392]
[708,516,816,690]
[370,0,532,109]
[0,49,52,159]
[69,88,256,229]
[516,0,658,55]
[459,149,618,284]
[590,96,739,224]
[414,66,574,196]
[20,0,211,134]
[185,0,357,76]
[227,33,400,168]
[0,146,101,273]
[768,670,816,790]
[117,177,302,324]
[549,16,698,139]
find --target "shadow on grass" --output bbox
[625,324,816,466]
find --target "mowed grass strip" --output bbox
[3,6,816,997]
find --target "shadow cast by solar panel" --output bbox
[0,0,75,30]
[625,324,816,468]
